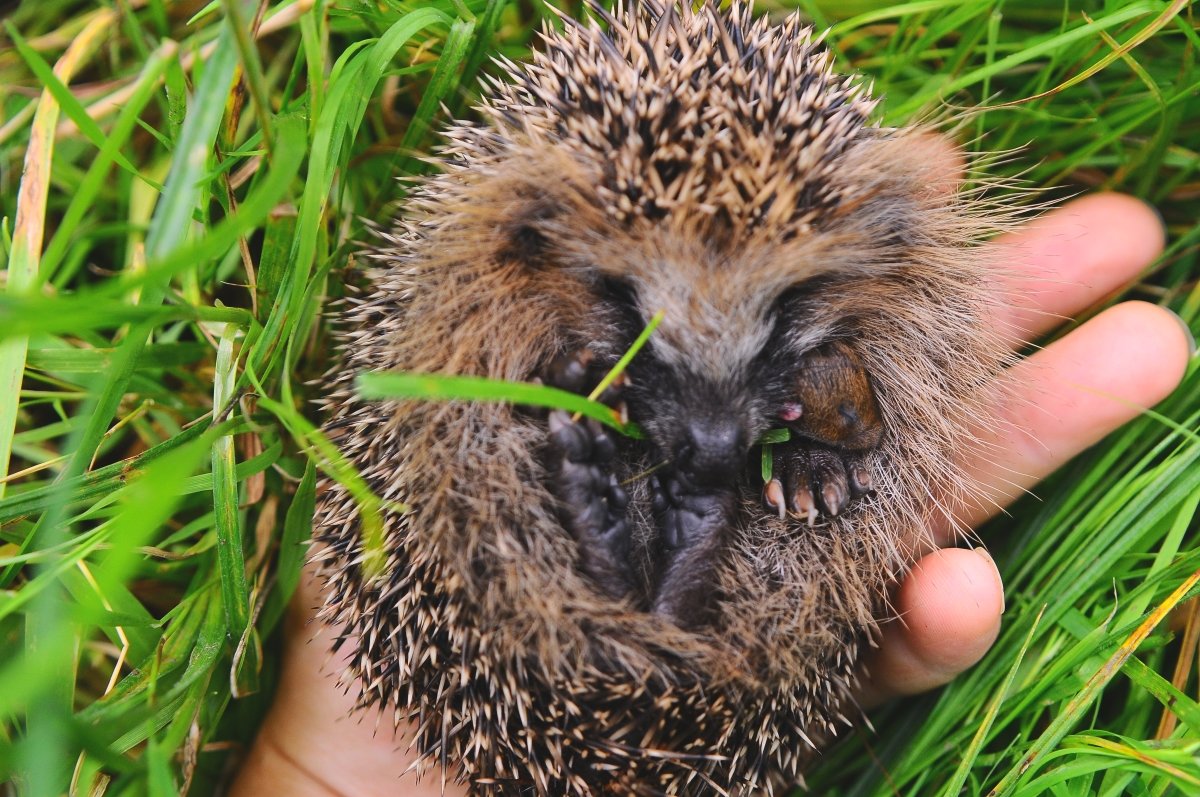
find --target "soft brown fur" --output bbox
[314,2,1025,793]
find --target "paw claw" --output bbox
[763,478,786,520]
[614,400,629,425]
[820,482,844,517]
[789,482,816,521]
[849,465,873,497]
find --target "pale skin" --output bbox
[230,192,1194,795]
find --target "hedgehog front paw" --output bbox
[546,405,633,600]
[763,444,873,524]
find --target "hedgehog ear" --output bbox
[499,193,562,268]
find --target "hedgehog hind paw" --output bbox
[650,474,736,629]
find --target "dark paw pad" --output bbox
[547,410,632,599]
[545,349,595,395]
[650,472,734,627]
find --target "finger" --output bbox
[856,547,1005,707]
[994,193,1166,343]
[943,301,1193,540]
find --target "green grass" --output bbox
[0,0,1197,794]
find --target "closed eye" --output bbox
[769,274,842,323]
[599,276,639,307]
[597,276,644,341]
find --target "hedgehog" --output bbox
[313,1,1022,793]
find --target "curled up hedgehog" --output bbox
[314,1,1024,793]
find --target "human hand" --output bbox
[228,193,1193,796]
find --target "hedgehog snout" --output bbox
[625,359,758,488]
[674,414,748,488]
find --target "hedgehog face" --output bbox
[587,259,791,489]
[508,170,901,498]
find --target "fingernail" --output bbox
[974,547,1005,614]
[1167,309,1197,358]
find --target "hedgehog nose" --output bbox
[678,418,747,485]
